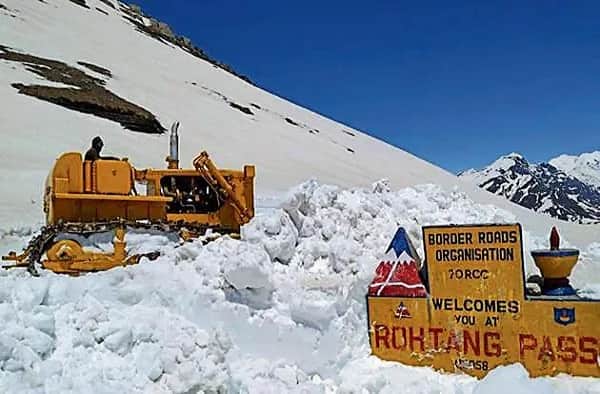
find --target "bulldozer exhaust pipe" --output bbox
[168,121,180,169]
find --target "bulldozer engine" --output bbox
[4,122,255,275]
[160,175,221,214]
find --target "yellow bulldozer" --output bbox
[3,122,255,275]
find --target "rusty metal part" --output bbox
[193,151,252,224]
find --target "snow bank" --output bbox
[0,181,598,393]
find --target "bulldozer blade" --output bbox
[2,261,29,269]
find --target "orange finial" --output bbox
[550,226,560,250]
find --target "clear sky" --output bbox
[127,1,600,173]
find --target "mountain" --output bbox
[459,153,600,224]
[550,151,600,191]
[1,0,599,250]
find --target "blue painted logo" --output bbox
[553,307,575,326]
[386,227,421,264]
[387,228,415,258]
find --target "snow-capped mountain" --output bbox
[550,151,600,191]
[459,153,600,223]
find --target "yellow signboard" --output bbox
[367,224,600,378]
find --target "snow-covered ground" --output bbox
[0,1,599,392]
[1,181,599,393]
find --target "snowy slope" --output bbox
[459,153,600,223]
[550,151,600,191]
[0,0,599,249]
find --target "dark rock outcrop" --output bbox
[0,46,165,134]
[120,4,254,85]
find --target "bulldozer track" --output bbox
[3,219,236,276]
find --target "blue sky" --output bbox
[128,1,600,173]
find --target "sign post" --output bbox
[367,223,599,378]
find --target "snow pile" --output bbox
[0,181,599,393]
[246,180,517,276]
[0,271,235,393]
[576,242,600,298]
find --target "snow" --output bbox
[0,1,599,392]
[1,181,599,393]
[459,153,531,197]
[550,151,600,190]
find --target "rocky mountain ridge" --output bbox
[459,152,600,224]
